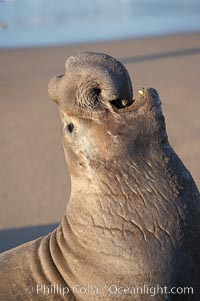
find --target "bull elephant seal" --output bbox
[0,52,200,301]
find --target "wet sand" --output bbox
[0,33,200,249]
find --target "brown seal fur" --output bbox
[0,52,200,301]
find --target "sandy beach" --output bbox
[0,33,200,251]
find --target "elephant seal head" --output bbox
[48,52,168,176]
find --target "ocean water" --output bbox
[0,0,200,48]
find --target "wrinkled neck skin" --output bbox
[65,134,180,255]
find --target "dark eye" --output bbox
[66,123,74,133]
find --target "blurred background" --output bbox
[0,0,200,47]
[0,0,200,253]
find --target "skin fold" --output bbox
[0,52,199,301]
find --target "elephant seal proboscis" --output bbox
[0,52,200,301]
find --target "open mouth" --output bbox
[108,88,145,113]
[109,98,134,110]
[108,87,160,114]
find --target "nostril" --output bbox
[67,123,74,133]
[93,88,101,95]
